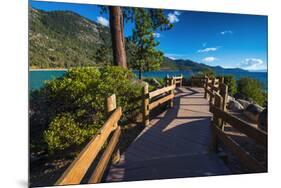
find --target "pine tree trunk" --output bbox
[109,6,127,68]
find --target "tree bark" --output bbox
[109,6,127,68]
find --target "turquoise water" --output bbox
[29,70,268,91]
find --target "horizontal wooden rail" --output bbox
[214,124,266,172]
[172,76,183,80]
[149,85,175,99]
[89,126,121,183]
[55,106,122,185]
[210,105,267,147]
[149,93,174,110]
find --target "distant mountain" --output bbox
[162,56,248,73]
[29,8,112,68]
[29,8,248,73]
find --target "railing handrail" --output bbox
[210,104,267,146]
[205,75,267,172]
[142,78,176,126]
[55,95,122,185]
[149,85,175,99]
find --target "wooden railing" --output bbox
[142,78,176,126]
[204,76,227,114]
[173,75,183,87]
[55,94,122,185]
[209,84,267,172]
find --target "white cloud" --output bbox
[165,53,187,60]
[198,47,219,53]
[220,30,233,35]
[174,11,181,16]
[240,58,264,70]
[153,32,161,38]
[202,57,217,63]
[167,11,181,23]
[97,16,109,27]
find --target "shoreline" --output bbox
[30,68,68,71]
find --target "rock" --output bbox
[227,95,235,103]
[243,104,264,123]
[227,100,244,111]
[237,99,251,109]
[234,93,247,100]
[258,108,267,132]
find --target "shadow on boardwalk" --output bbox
[105,87,231,182]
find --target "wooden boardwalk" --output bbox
[105,87,231,182]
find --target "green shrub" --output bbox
[237,77,266,106]
[30,66,142,153]
[44,113,96,152]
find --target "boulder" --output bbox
[258,108,267,132]
[227,100,244,112]
[237,99,251,109]
[243,104,264,123]
[227,95,235,103]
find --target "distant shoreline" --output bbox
[30,68,68,71]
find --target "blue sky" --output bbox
[30,1,268,71]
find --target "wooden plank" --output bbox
[149,93,174,110]
[88,126,121,184]
[214,125,266,172]
[210,105,267,147]
[55,107,122,185]
[149,85,175,99]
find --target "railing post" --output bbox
[209,77,216,105]
[214,93,223,128]
[142,83,149,126]
[210,120,218,152]
[168,78,175,108]
[219,83,228,112]
[180,74,183,87]
[204,76,209,99]
[219,76,224,84]
[106,94,120,164]
[219,83,228,130]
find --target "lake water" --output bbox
[29,69,268,91]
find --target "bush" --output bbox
[30,66,142,153]
[237,77,266,106]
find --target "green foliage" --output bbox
[128,8,172,78]
[199,69,216,78]
[29,8,112,68]
[237,77,266,106]
[44,113,96,152]
[30,66,142,153]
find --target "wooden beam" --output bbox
[142,83,149,126]
[149,93,174,110]
[55,107,122,185]
[210,105,267,147]
[214,125,266,172]
[88,126,121,184]
[149,85,175,99]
